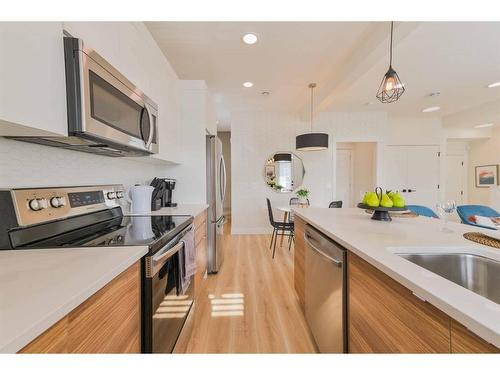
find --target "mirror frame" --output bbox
[264,151,305,193]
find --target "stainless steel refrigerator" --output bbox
[206,135,226,273]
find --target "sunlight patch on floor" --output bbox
[209,292,245,318]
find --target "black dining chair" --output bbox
[266,198,294,258]
[329,201,343,208]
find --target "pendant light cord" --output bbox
[389,21,394,67]
[310,84,314,132]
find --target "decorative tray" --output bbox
[357,203,408,221]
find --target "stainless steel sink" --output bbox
[397,253,500,304]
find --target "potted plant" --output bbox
[296,188,310,205]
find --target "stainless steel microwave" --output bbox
[9,36,159,157]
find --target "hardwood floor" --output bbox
[183,219,316,353]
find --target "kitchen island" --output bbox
[293,207,500,352]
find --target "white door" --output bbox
[445,154,465,205]
[384,146,408,193]
[384,145,440,208]
[406,146,440,207]
[336,149,353,207]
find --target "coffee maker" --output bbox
[150,178,178,210]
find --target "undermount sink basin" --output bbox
[397,253,500,304]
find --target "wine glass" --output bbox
[436,200,457,232]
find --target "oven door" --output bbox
[66,38,158,154]
[142,240,194,353]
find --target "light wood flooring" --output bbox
[182,220,316,353]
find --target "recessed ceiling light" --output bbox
[474,123,494,128]
[428,91,441,97]
[422,106,441,113]
[261,91,270,96]
[242,33,258,45]
[243,81,253,88]
[487,81,500,88]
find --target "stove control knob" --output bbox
[116,191,124,199]
[50,197,66,208]
[28,199,40,211]
[107,191,117,199]
[38,198,48,209]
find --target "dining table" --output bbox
[276,204,309,246]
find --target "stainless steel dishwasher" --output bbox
[304,224,347,353]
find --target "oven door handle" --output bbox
[146,242,183,278]
[153,241,183,264]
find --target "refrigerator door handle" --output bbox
[221,155,227,203]
[219,156,226,202]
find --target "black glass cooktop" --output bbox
[9,210,193,254]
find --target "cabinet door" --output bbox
[348,252,451,353]
[294,217,306,311]
[451,320,500,353]
[0,23,67,136]
[20,262,140,353]
[194,210,208,296]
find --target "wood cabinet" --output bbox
[348,252,451,353]
[193,209,208,296]
[0,22,68,137]
[293,217,306,311]
[293,223,499,353]
[20,262,140,353]
[451,320,500,353]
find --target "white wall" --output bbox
[230,111,387,234]
[165,81,212,204]
[231,111,451,234]
[468,126,500,206]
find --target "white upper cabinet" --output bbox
[0,23,67,136]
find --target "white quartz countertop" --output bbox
[293,207,500,348]
[124,204,208,218]
[0,245,147,353]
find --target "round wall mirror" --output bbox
[264,152,305,193]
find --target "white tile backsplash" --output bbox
[0,137,173,189]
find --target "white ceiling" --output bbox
[146,22,500,131]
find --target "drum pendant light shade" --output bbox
[296,83,328,151]
[296,133,329,151]
[273,153,292,162]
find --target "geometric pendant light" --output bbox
[376,21,405,103]
[296,83,328,151]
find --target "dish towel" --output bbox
[178,228,196,294]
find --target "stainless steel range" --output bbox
[0,184,194,353]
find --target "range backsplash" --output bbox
[0,137,173,189]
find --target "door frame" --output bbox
[335,145,354,208]
[445,151,468,205]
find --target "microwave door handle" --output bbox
[145,106,154,148]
